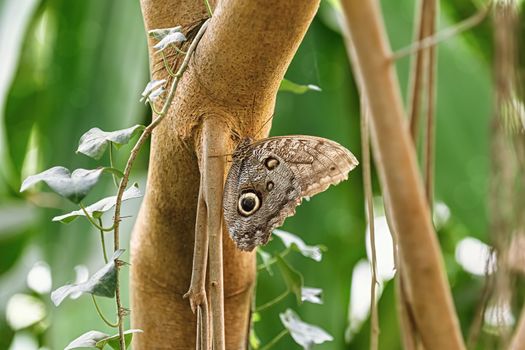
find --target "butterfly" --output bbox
[223,135,358,251]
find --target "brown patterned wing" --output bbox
[223,136,358,251]
[248,135,358,198]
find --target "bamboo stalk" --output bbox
[340,1,465,349]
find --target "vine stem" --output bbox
[260,329,289,350]
[98,218,109,263]
[161,51,177,78]
[204,0,213,17]
[91,295,119,328]
[255,290,289,312]
[256,248,291,271]
[108,143,120,189]
[79,203,114,232]
[111,19,210,350]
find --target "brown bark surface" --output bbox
[131,0,319,348]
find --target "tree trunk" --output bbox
[130,0,319,348]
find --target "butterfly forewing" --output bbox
[249,136,358,198]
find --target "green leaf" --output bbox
[301,287,323,304]
[64,330,109,350]
[20,167,117,203]
[276,255,303,304]
[279,309,333,349]
[52,184,142,223]
[279,79,321,94]
[273,229,323,262]
[96,329,143,350]
[77,125,145,160]
[51,249,125,306]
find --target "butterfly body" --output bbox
[223,135,358,251]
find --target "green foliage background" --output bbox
[0,0,495,349]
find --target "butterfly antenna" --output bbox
[208,153,233,158]
[254,115,274,139]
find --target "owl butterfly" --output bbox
[223,135,358,251]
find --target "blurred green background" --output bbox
[0,0,500,349]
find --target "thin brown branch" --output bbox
[201,118,229,350]
[510,306,525,350]
[392,3,490,61]
[196,298,210,350]
[422,0,437,206]
[466,270,493,349]
[396,273,420,350]
[361,102,379,350]
[407,0,428,143]
[340,1,465,349]
[383,194,421,350]
[184,187,210,348]
[493,1,525,348]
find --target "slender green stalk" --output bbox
[161,51,177,78]
[175,47,187,55]
[204,0,213,17]
[91,295,119,328]
[260,329,289,350]
[111,19,210,350]
[148,100,162,115]
[108,143,120,189]
[255,290,289,312]
[79,203,114,232]
[98,218,109,264]
[257,248,291,271]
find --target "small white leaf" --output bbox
[153,32,186,52]
[21,167,105,204]
[147,87,165,102]
[51,250,125,306]
[64,330,109,350]
[273,229,323,262]
[148,26,182,40]
[96,329,143,350]
[140,79,166,103]
[53,184,141,223]
[280,309,333,349]
[77,125,145,160]
[301,287,323,304]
